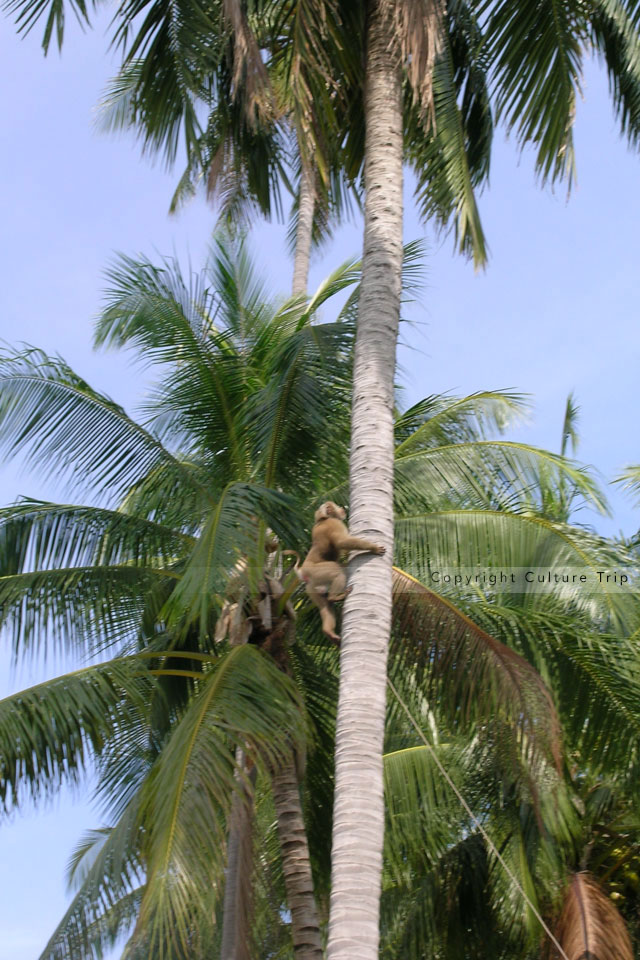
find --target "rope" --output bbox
[386,676,570,960]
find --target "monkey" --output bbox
[286,502,385,643]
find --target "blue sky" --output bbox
[1,11,640,958]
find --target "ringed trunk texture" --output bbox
[221,753,256,960]
[326,3,403,959]
[272,759,324,959]
[291,159,316,297]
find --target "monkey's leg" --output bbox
[327,568,349,602]
[307,586,341,643]
[305,561,343,596]
[319,601,340,644]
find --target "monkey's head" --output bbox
[314,501,347,523]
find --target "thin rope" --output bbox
[387,676,570,960]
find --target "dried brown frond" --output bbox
[391,568,562,773]
[222,0,275,128]
[550,872,633,960]
[206,140,230,202]
[379,0,444,125]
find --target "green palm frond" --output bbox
[0,499,193,572]
[484,0,584,184]
[98,251,224,357]
[0,565,171,656]
[472,602,640,772]
[165,481,301,632]
[206,233,274,339]
[138,644,305,956]
[0,658,153,810]
[2,0,96,52]
[391,568,561,771]
[394,390,528,453]
[409,0,490,265]
[0,346,207,503]
[395,439,607,514]
[39,801,144,960]
[591,0,640,147]
[614,464,640,507]
[383,743,471,879]
[107,0,225,164]
[560,391,580,458]
[394,510,638,631]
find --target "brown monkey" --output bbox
[287,502,385,643]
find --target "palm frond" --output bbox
[40,801,143,960]
[0,499,193,573]
[409,0,490,264]
[391,568,562,771]
[206,233,274,340]
[0,658,153,810]
[550,872,633,960]
[2,0,95,51]
[471,602,640,772]
[394,510,640,633]
[394,440,607,515]
[394,390,529,454]
[138,644,306,956]
[221,0,275,128]
[614,464,640,507]
[591,0,640,147]
[165,481,301,632]
[0,346,207,503]
[560,391,580,457]
[383,743,471,880]
[381,0,444,122]
[0,564,171,656]
[484,0,584,183]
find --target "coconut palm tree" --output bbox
[0,236,365,957]
[4,297,637,960]
[314,3,640,948]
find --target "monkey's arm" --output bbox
[334,535,385,554]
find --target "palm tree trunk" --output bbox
[221,752,256,960]
[272,759,324,959]
[291,159,315,297]
[327,2,403,958]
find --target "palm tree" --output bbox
[266,5,640,951]
[0,237,365,957]
[4,266,637,959]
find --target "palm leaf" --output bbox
[2,0,94,51]
[591,0,640,147]
[40,801,143,960]
[0,346,208,502]
[391,568,561,770]
[394,440,607,514]
[470,602,640,772]
[484,0,584,183]
[0,565,172,656]
[165,481,301,632]
[138,644,306,956]
[0,658,153,810]
[394,390,528,453]
[0,499,193,572]
[550,872,633,960]
[409,0,489,265]
[394,509,639,632]
[615,464,640,507]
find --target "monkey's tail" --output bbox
[283,550,307,581]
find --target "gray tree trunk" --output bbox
[221,753,256,960]
[272,760,324,960]
[327,1,403,958]
[291,159,315,297]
